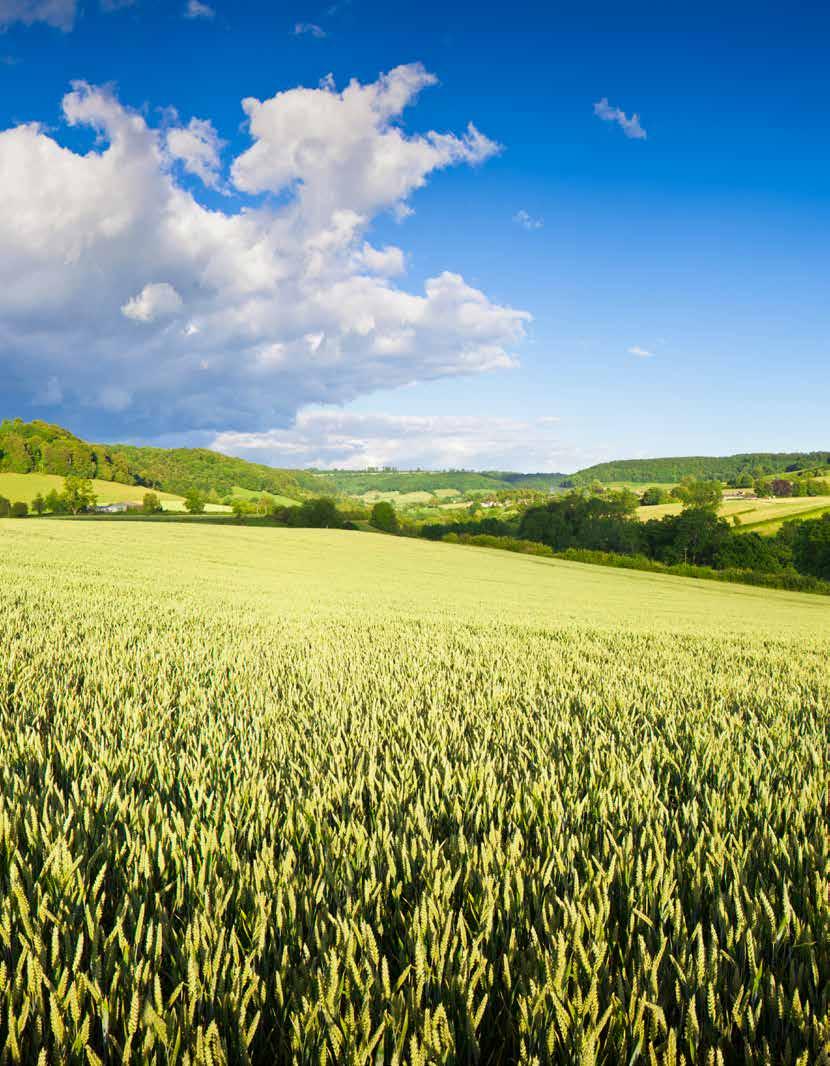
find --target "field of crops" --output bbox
[0,520,828,1064]
[0,473,184,510]
[636,494,830,531]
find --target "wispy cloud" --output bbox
[0,0,76,31]
[513,209,543,231]
[183,0,214,19]
[594,97,647,140]
[293,21,326,37]
[628,346,654,358]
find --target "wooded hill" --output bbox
[0,420,321,500]
[3,419,828,500]
[567,452,830,486]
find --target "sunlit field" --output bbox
[636,493,830,531]
[0,520,827,1063]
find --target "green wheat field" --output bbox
[0,520,827,1064]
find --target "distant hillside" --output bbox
[107,444,321,499]
[309,469,522,495]
[0,419,324,501]
[568,452,830,485]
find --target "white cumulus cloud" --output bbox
[0,68,528,435]
[627,346,654,358]
[593,97,647,140]
[122,282,184,323]
[212,410,573,472]
[165,116,224,188]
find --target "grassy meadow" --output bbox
[0,520,827,1063]
[637,493,830,531]
[0,472,184,510]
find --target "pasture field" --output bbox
[0,520,828,1064]
[637,494,830,530]
[227,485,298,507]
[0,472,184,510]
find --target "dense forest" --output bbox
[307,469,526,494]
[567,452,830,485]
[0,420,325,499]
[0,420,132,482]
[107,444,320,499]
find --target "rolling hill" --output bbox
[567,452,830,485]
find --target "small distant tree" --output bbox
[677,478,723,512]
[737,472,754,488]
[62,476,97,515]
[10,501,28,518]
[44,488,64,513]
[184,489,206,514]
[141,492,162,514]
[770,478,793,498]
[0,496,10,517]
[371,500,399,533]
[640,487,667,506]
[32,493,46,515]
[231,498,255,518]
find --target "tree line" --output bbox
[420,483,830,583]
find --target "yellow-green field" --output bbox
[0,520,827,1063]
[0,473,234,513]
[0,471,184,509]
[637,493,830,530]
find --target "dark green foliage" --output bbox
[0,496,9,517]
[110,442,318,498]
[791,513,830,580]
[675,478,723,511]
[10,501,28,517]
[0,419,132,484]
[640,486,668,505]
[31,493,46,515]
[569,451,830,485]
[370,500,399,533]
[517,490,641,553]
[311,469,525,495]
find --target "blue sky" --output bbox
[1,0,828,471]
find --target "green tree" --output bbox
[676,478,723,512]
[640,487,667,506]
[44,489,64,513]
[32,493,46,515]
[141,492,162,514]
[184,489,206,514]
[0,496,10,517]
[371,500,400,533]
[792,514,830,580]
[62,476,97,515]
[10,501,28,517]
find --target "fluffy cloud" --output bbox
[122,282,183,322]
[165,116,224,188]
[593,98,647,140]
[627,346,654,358]
[0,0,75,30]
[183,0,214,18]
[212,410,575,472]
[513,209,543,231]
[0,67,528,435]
